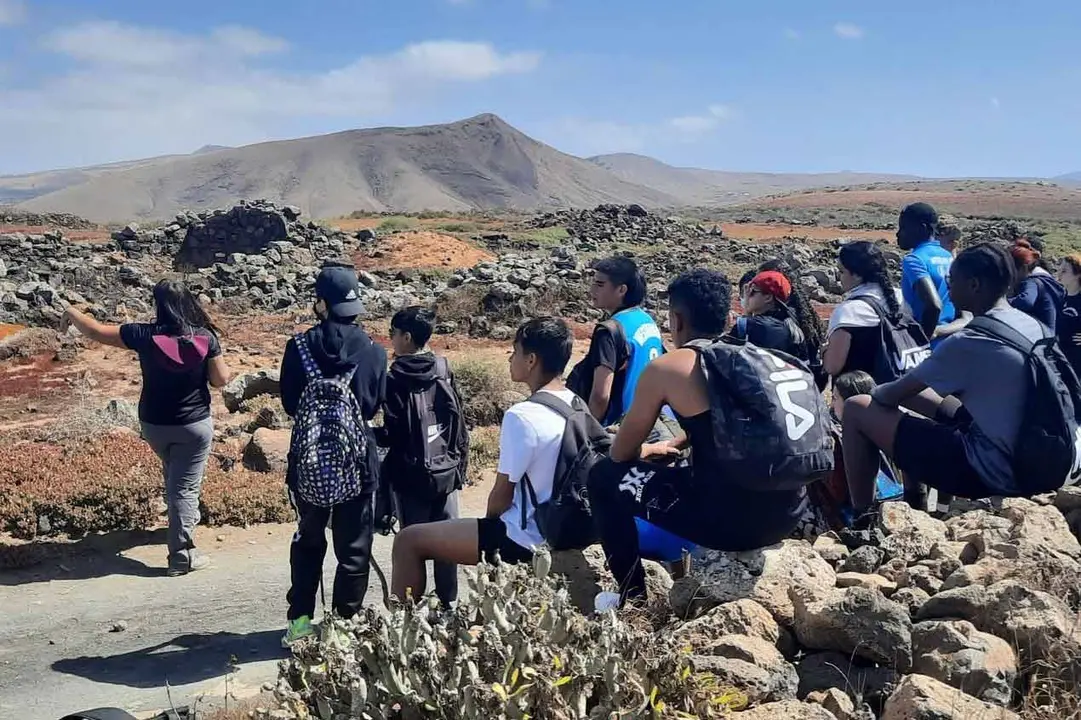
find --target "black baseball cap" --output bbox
[314,266,365,318]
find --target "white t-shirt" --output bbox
[497,388,578,550]
[827,283,905,336]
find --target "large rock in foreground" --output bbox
[223,370,281,413]
[792,586,913,668]
[881,674,1019,719]
[671,540,836,625]
[910,620,1017,706]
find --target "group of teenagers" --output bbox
[58,201,1081,649]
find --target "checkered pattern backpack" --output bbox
[289,333,369,507]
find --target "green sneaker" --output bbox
[282,616,315,648]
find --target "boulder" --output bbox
[897,565,943,595]
[222,370,281,413]
[812,534,850,566]
[891,587,931,619]
[243,428,290,473]
[792,586,913,668]
[550,546,671,614]
[835,572,897,595]
[1054,485,1081,514]
[999,497,1081,556]
[806,688,864,720]
[673,598,783,648]
[840,545,885,574]
[911,620,1017,705]
[691,634,798,703]
[881,674,1019,720]
[878,501,948,563]
[671,540,836,625]
[797,652,898,703]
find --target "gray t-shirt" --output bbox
[909,305,1045,493]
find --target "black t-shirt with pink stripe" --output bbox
[120,323,222,426]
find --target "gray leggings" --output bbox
[142,418,214,560]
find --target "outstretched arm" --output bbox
[931,311,972,341]
[62,307,126,349]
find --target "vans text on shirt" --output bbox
[496,388,579,549]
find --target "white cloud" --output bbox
[783,28,800,40]
[667,104,732,135]
[0,0,26,26]
[991,96,1001,109]
[833,22,864,39]
[550,104,733,156]
[0,21,541,171]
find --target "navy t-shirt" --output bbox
[120,323,222,426]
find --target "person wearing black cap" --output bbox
[279,265,387,647]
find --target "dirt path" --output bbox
[0,487,489,720]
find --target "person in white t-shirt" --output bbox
[390,316,575,603]
[822,240,906,381]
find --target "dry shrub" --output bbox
[0,432,160,539]
[437,283,487,324]
[201,463,292,527]
[454,356,523,427]
[466,425,500,485]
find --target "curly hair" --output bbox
[837,241,902,320]
[668,269,732,336]
[783,275,826,362]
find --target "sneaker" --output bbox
[166,552,210,576]
[594,591,621,613]
[282,616,315,648]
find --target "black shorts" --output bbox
[476,518,533,565]
[893,414,997,499]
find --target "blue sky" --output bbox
[0,0,1078,177]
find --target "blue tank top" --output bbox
[611,307,664,424]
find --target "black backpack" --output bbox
[688,337,833,491]
[851,295,932,384]
[400,356,468,494]
[967,316,1081,494]
[520,392,612,550]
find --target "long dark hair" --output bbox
[838,241,902,320]
[757,269,825,362]
[153,279,221,337]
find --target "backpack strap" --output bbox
[850,294,892,321]
[433,355,450,380]
[526,390,580,420]
[967,315,1043,353]
[294,334,323,382]
[520,473,540,531]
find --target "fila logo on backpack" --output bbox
[689,338,833,490]
[289,334,369,507]
[747,345,817,441]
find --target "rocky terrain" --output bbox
[256,494,1081,719]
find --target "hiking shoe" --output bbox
[166,552,210,577]
[282,616,315,648]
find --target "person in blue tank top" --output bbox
[566,256,666,426]
[898,202,959,345]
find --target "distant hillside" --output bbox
[1056,172,1081,186]
[14,115,677,222]
[587,153,919,205]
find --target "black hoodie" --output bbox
[280,318,387,489]
[378,351,469,494]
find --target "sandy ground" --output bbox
[0,484,491,720]
[353,230,495,272]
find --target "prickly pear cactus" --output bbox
[262,548,745,719]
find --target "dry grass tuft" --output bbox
[453,356,523,428]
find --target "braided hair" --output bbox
[952,242,1016,299]
[837,241,902,320]
[766,269,825,362]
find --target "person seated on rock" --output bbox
[390,316,580,602]
[279,265,386,647]
[587,269,809,608]
[566,256,666,431]
[803,370,903,533]
[375,305,469,608]
[842,243,1046,519]
[732,268,828,389]
[61,280,230,577]
[1008,239,1065,332]
[822,241,908,382]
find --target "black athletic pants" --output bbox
[587,457,805,604]
[287,489,374,621]
[396,489,461,606]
